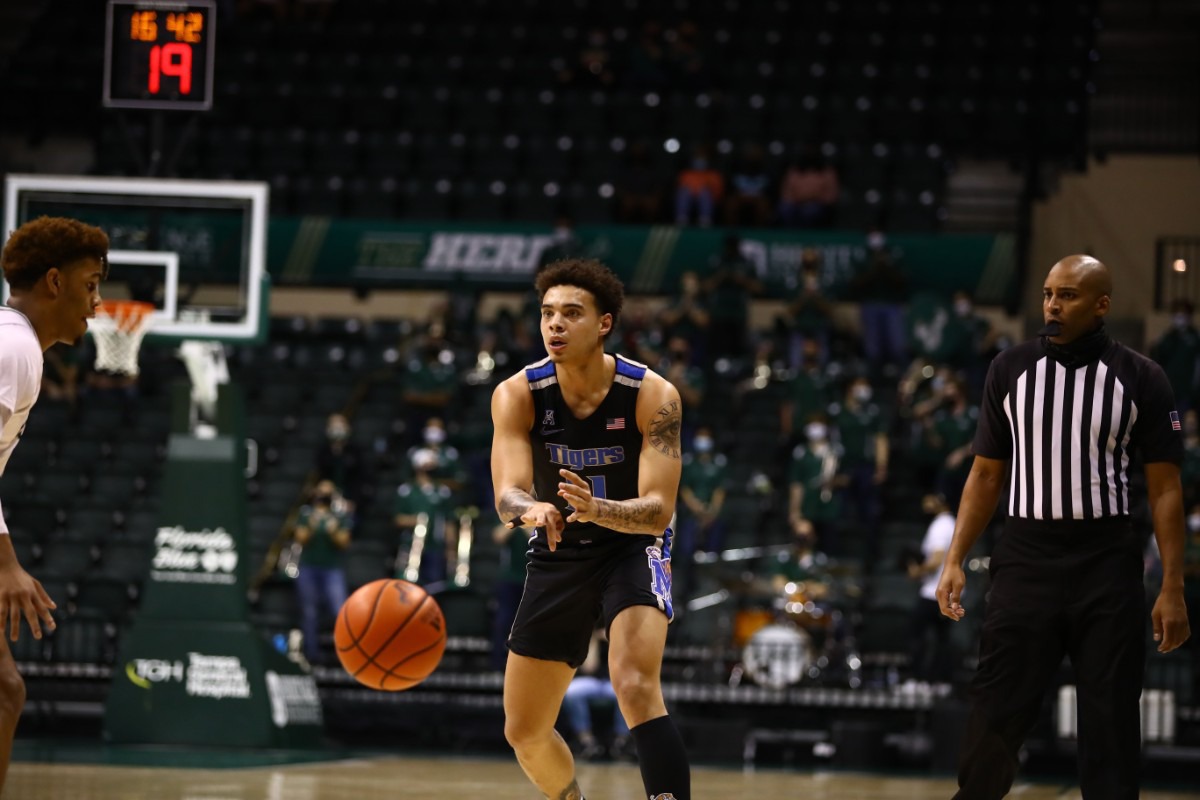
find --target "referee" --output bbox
[937,255,1191,799]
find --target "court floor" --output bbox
[8,754,1200,800]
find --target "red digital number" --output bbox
[148,42,193,95]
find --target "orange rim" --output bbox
[97,300,155,333]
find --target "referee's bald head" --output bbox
[1051,254,1112,298]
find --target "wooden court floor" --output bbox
[8,755,1200,800]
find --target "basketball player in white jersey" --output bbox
[0,216,108,790]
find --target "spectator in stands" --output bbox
[770,525,829,588]
[512,262,553,364]
[615,140,664,225]
[676,426,729,598]
[704,234,761,360]
[906,492,956,687]
[722,144,773,227]
[1181,410,1200,510]
[559,27,617,89]
[401,322,458,446]
[490,522,529,671]
[659,271,711,366]
[778,250,834,369]
[539,213,586,268]
[911,372,978,505]
[394,448,457,587]
[778,149,839,228]
[769,521,839,646]
[655,336,705,443]
[788,413,845,555]
[833,376,889,566]
[779,338,836,452]
[1151,299,1200,416]
[624,20,668,91]
[563,628,633,762]
[407,416,466,497]
[849,228,909,377]
[942,290,996,400]
[293,480,352,665]
[615,303,665,367]
[315,412,368,513]
[675,145,724,227]
[665,20,708,92]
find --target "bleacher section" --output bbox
[0,0,1098,230]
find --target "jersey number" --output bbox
[585,475,607,499]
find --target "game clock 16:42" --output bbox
[104,0,216,110]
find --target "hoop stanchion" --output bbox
[91,300,155,376]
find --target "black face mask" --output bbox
[1039,320,1111,368]
[314,494,333,505]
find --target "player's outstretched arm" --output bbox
[936,454,1005,621]
[557,372,682,534]
[490,375,565,548]
[0,535,56,641]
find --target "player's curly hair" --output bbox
[1,216,109,291]
[535,258,625,332]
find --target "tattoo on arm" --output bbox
[497,487,536,525]
[594,496,664,533]
[648,399,682,459]
[556,780,584,800]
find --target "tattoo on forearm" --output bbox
[554,780,583,800]
[595,496,663,533]
[648,399,682,459]
[498,488,536,524]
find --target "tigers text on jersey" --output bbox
[973,337,1183,520]
[525,354,646,547]
[0,306,44,534]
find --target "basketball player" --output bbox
[491,259,690,800]
[0,216,108,790]
[937,255,1190,799]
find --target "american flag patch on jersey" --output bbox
[1171,410,1182,431]
[606,417,625,430]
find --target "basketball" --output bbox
[334,579,446,691]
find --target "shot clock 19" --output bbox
[104,0,216,110]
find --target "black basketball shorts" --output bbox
[507,532,674,668]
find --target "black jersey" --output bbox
[973,337,1183,520]
[524,353,647,548]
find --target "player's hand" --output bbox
[936,562,967,621]
[506,501,565,551]
[557,469,599,525]
[0,562,57,641]
[1151,586,1191,653]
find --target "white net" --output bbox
[91,301,155,376]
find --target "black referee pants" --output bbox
[954,518,1145,800]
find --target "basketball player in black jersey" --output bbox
[491,259,690,800]
[938,255,1190,799]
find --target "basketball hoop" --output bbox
[90,300,155,376]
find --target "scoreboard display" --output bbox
[104,0,216,110]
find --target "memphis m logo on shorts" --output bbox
[645,545,673,621]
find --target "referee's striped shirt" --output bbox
[973,337,1183,520]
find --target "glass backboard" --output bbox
[3,174,268,342]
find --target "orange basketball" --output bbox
[334,579,446,691]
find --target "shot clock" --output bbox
[104,0,216,110]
